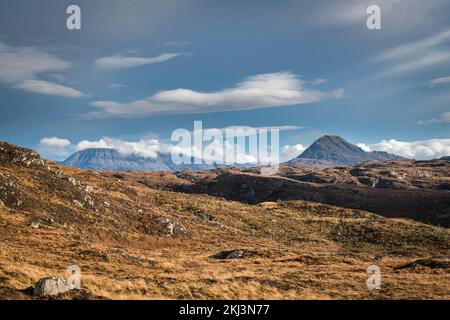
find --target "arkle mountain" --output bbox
[62,148,220,171]
[288,135,404,167]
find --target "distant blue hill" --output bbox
[62,148,221,172]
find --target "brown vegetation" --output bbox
[0,142,448,299]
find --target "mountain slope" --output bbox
[0,141,449,299]
[62,148,219,172]
[288,135,404,167]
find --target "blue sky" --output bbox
[0,0,449,161]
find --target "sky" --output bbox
[0,0,449,162]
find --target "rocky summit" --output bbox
[288,135,404,167]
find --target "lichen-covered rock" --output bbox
[0,142,45,168]
[0,172,25,208]
[157,217,188,236]
[33,276,71,296]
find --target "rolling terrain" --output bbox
[0,141,449,300]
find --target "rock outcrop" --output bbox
[33,276,71,297]
[0,142,45,168]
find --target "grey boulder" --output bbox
[33,276,71,296]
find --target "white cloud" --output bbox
[15,80,84,98]
[94,53,181,70]
[40,131,293,165]
[89,72,344,118]
[417,112,450,125]
[75,137,167,159]
[361,138,450,159]
[281,144,307,161]
[356,143,371,152]
[425,75,450,87]
[75,139,110,151]
[0,40,83,97]
[38,137,72,158]
[40,137,71,148]
[0,41,70,84]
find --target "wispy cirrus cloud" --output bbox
[417,112,450,125]
[376,29,450,62]
[15,80,84,98]
[374,28,450,76]
[424,75,450,87]
[198,125,302,137]
[88,72,344,118]
[317,0,448,30]
[94,52,182,70]
[0,40,84,98]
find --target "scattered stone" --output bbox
[42,217,55,225]
[157,217,187,236]
[83,195,94,207]
[68,177,77,186]
[148,260,158,267]
[85,185,94,193]
[33,276,71,297]
[212,249,245,260]
[30,221,40,229]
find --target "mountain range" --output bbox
[62,135,404,171]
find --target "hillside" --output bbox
[288,135,404,167]
[0,141,449,299]
[149,159,450,226]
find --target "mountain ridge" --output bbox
[61,135,405,171]
[288,135,404,167]
[62,148,220,171]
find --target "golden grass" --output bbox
[0,163,449,300]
